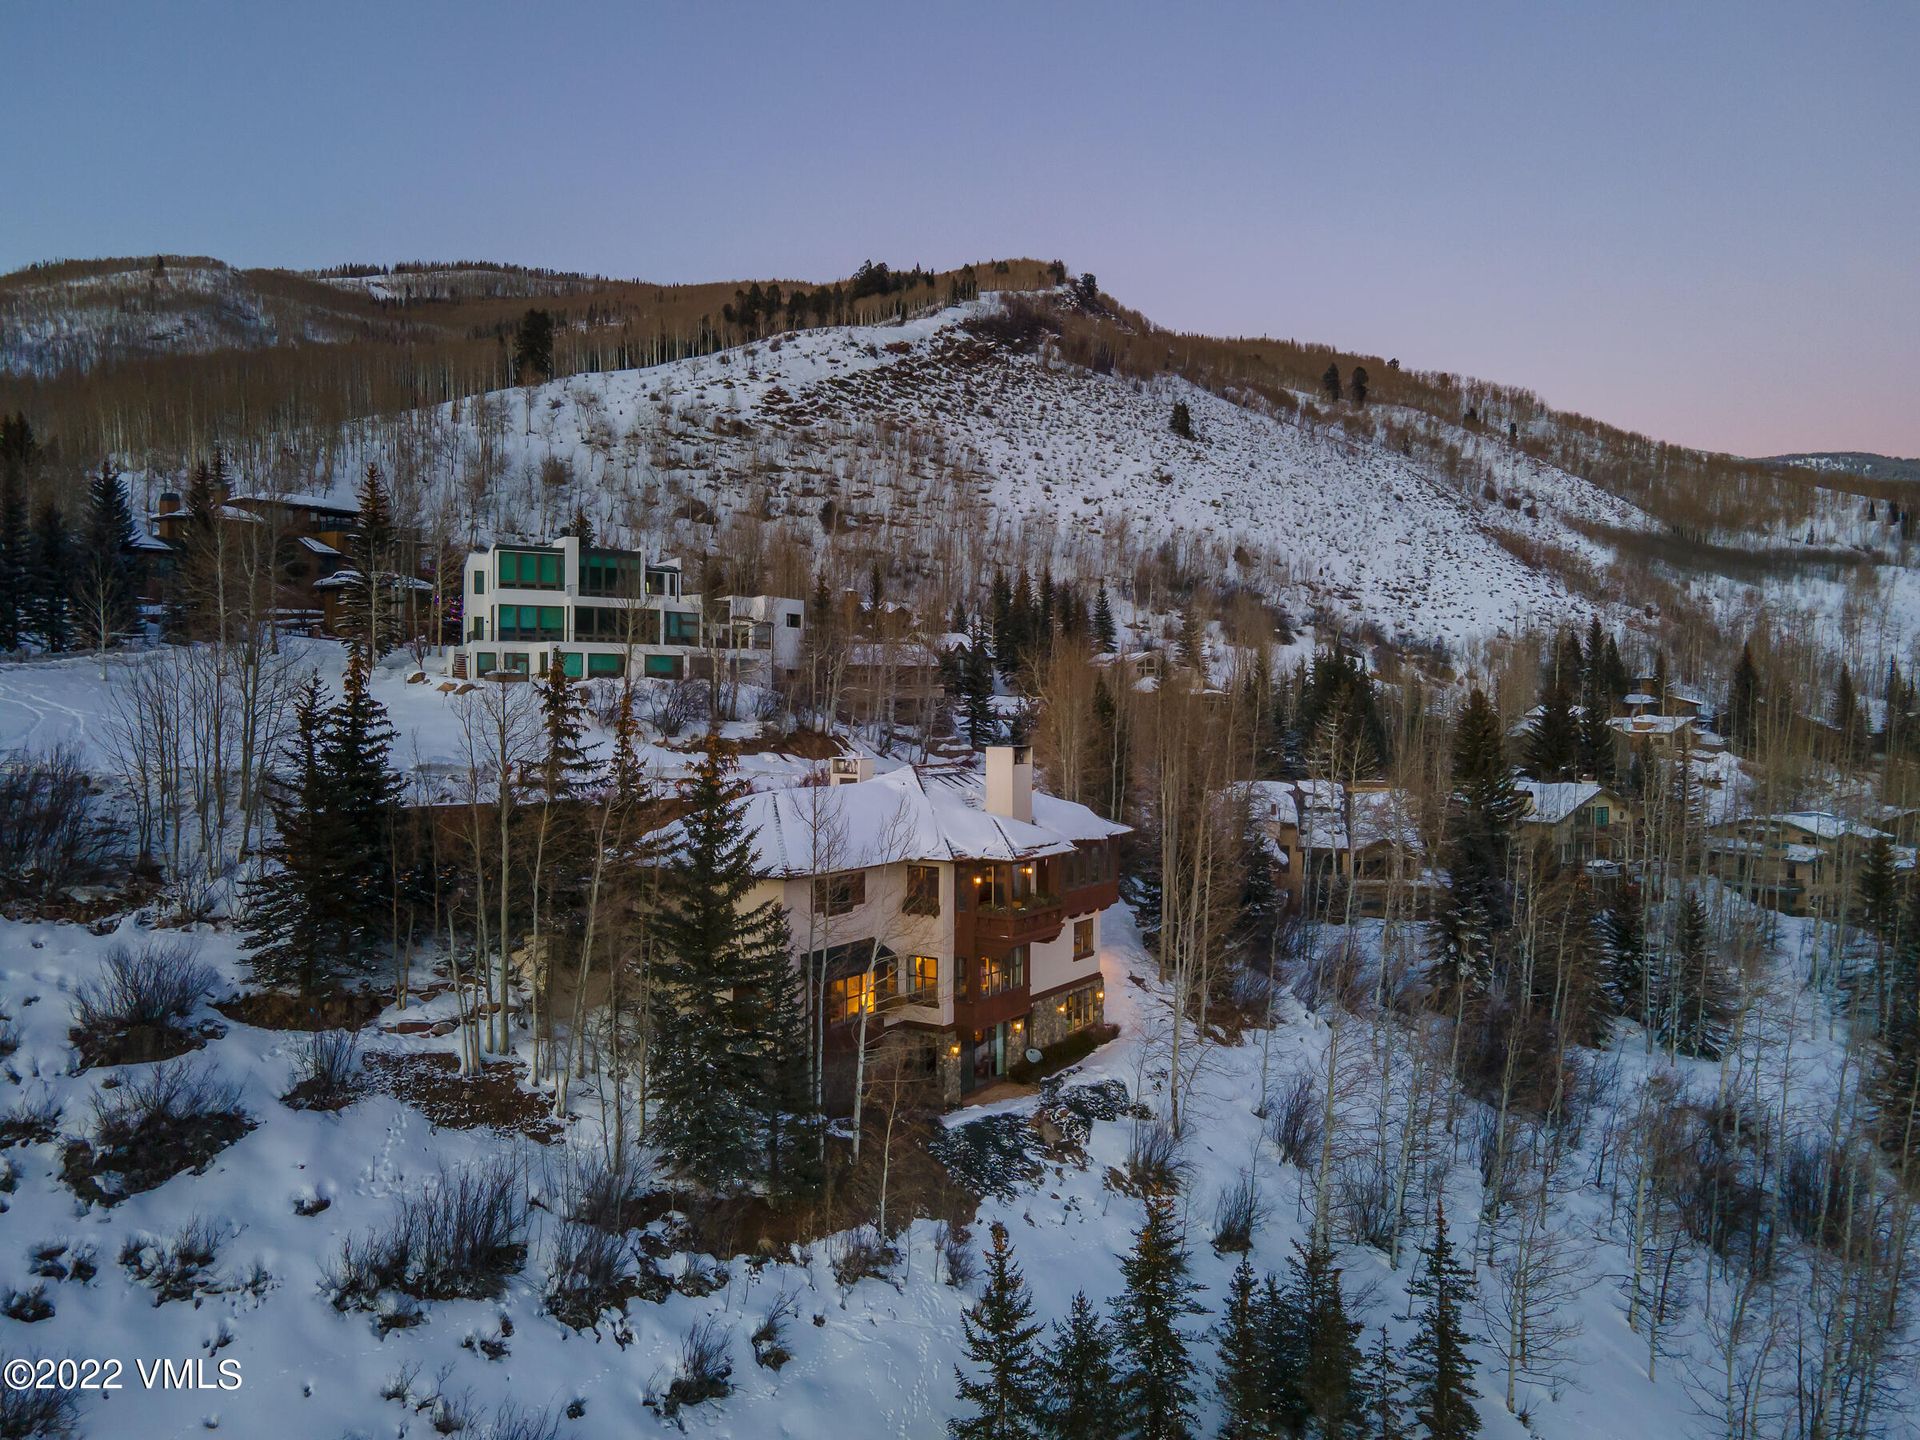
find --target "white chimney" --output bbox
[829,755,874,787]
[985,744,1033,823]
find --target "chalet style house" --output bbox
[730,745,1126,1106]
[452,535,803,685]
[1705,811,1900,917]
[1516,779,1635,867]
[1242,779,1437,918]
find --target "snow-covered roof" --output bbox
[1294,781,1422,853]
[1768,811,1889,842]
[1235,779,1299,830]
[229,490,358,514]
[311,568,433,593]
[1517,779,1604,826]
[299,535,341,556]
[1608,714,1694,736]
[703,764,1128,876]
[1622,692,1659,706]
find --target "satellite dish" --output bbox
[1024,1048,1044,1065]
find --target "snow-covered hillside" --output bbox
[283,301,1654,654]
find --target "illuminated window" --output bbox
[1073,919,1094,959]
[1060,984,1099,1032]
[813,871,866,917]
[904,864,940,916]
[827,965,894,1023]
[904,955,938,1001]
[980,947,1027,997]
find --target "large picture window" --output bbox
[497,550,561,589]
[903,955,938,1001]
[827,966,894,1024]
[663,611,700,646]
[497,604,565,641]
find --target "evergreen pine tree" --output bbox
[27,501,72,651]
[1321,361,1342,404]
[1601,635,1628,709]
[1600,889,1649,1024]
[174,456,223,639]
[651,744,805,1192]
[1170,401,1194,439]
[1405,1202,1481,1440]
[1214,1258,1273,1439]
[79,460,137,653]
[538,654,596,799]
[1354,1326,1409,1440]
[242,677,338,996]
[950,1223,1048,1440]
[1878,886,1920,1157]
[1433,690,1521,998]
[1041,1292,1125,1440]
[1272,1238,1364,1436]
[0,477,28,650]
[1093,585,1117,653]
[1351,365,1369,406]
[1523,677,1580,780]
[1007,569,1037,679]
[1177,604,1206,674]
[344,463,400,656]
[964,622,999,750]
[1859,834,1900,941]
[322,646,404,956]
[1112,1193,1203,1440]
[1661,890,1731,1060]
[1725,643,1760,753]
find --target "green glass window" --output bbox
[473,571,485,595]
[663,611,700,645]
[476,652,497,674]
[498,550,561,590]
[559,651,583,678]
[588,653,624,677]
[644,653,679,678]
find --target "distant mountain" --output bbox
[1766,452,1920,485]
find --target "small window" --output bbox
[1059,983,1099,1032]
[559,651,583,678]
[1593,806,1610,828]
[1074,919,1094,960]
[904,864,940,916]
[904,955,938,1001]
[474,571,485,595]
[587,652,624,678]
[785,612,801,628]
[813,871,866,917]
[476,652,497,674]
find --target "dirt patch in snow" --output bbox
[216,989,386,1032]
[361,1051,563,1143]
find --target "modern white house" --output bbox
[721,745,1128,1106]
[451,535,804,684]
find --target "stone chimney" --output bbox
[829,755,874,787]
[985,744,1034,823]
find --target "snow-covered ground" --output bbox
[0,887,1875,1439]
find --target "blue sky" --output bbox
[3,1,1914,456]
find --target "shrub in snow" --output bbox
[26,1242,93,1284]
[750,1287,799,1370]
[545,1220,658,1330]
[474,1402,560,1440]
[652,1317,733,1419]
[326,1157,529,1311]
[1211,1172,1265,1253]
[936,1219,976,1288]
[68,939,218,1068]
[61,1060,252,1206]
[828,1225,898,1293]
[0,1372,81,1439]
[0,1090,61,1148]
[281,1029,361,1111]
[118,1218,265,1306]
[0,744,119,905]
[1267,1070,1322,1170]
[2,1283,53,1322]
[1123,1120,1187,1195]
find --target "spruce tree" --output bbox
[1321,361,1342,404]
[1271,1238,1363,1436]
[1859,834,1900,941]
[1214,1258,1273,1439]
[323,646,404,956]
[1433,690,1520,998]
[79,461,138,654]
[1043,1292,1125,1440]
[538,654,595,799]
[950,1223,1048,1440]
[1601,889,1650,1025]
[1112,1193,1202,1440]
[344,463,401,656]
[242,677,338,996]
[1879,885,1920,1158]
[651,744,807,1192]
[0,477,27,650]
[963,622,999,750]
[27,501,72,651]
[1093,585,1117,653]
[1725,643,1760,753]
[1170,401,1194,439]
[1354,1326,1409,1440]
[1660,890,1730,1060]
[1523,677,1580,780]
[1350,365,1369,406]
[1405,1203,1481,1440]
